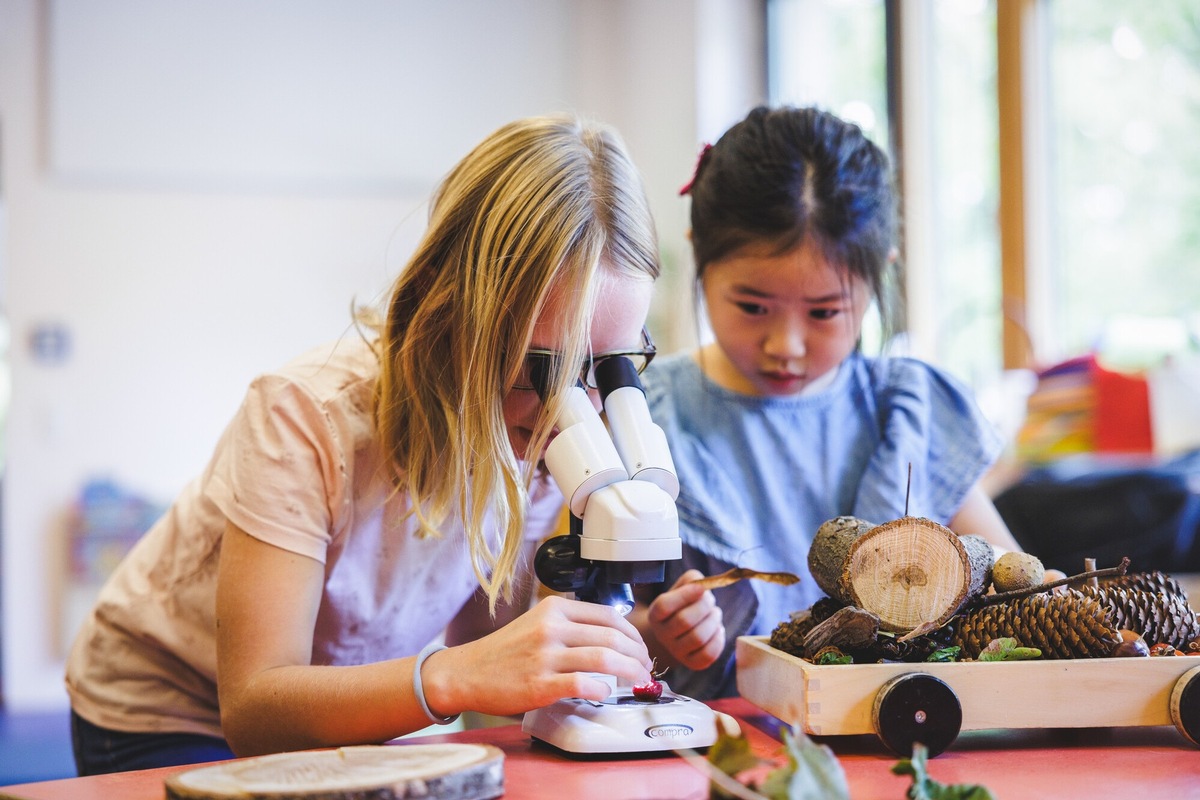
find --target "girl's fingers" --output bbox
[438,604,657,716]
[680,612,726,665]
[548,645,654,685]
[531,596,653,673]
[640,572,727,670]
[546,597,649,653]
[649,581,717,628]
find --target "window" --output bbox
[767,0,895,361]
[919,1,1001,384]
[1046,0,1200,365]
[768,0,1200,388]
[767,0,889,146]
[768,0,1003,386]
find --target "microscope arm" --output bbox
[522,360,719,755]
[536,356,681,612]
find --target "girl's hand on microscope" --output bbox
[643,569,725,672]
[422,595,653,718]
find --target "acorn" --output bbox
[992,552,1046,593]
[1149,643,1181,657]
[1110,629,1150,658]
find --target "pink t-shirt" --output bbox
[65,336,562,737]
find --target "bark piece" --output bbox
[799,605,881,659]
[837,517,994,633]
[807,516,876,598]
[165,743,504,800]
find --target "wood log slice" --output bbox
[837,517,994,633]
[165,743,504,800]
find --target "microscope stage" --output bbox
[521,684,718,755]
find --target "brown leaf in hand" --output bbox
[692,568,801,590]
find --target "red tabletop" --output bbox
[3,698,1198,799]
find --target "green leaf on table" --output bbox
[757,726,850,800]
[892,743,996,800]
[706,724,762,783]
[978,637,1041,661]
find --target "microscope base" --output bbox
[521,683,718,754]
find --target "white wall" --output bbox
[0,0,765,710]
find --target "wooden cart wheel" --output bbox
[1170,664,1200,747]
[872,673,962,757]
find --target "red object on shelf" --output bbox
[1091,358,1153,454]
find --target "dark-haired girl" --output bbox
[637,105,1029,698]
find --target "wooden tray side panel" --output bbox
[737,636,1195,735]
[738,637,889,735]
[735,632,815,732]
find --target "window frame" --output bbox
[890,0,1053,371]
[767,0,1054,374]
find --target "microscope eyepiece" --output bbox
[593,355,643,404]
[535,347,679,613]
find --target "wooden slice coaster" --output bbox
[165,743,504,800]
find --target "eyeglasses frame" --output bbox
[512,326,656,391]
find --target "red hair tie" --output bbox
[678,143,713,196]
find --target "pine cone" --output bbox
[769,609,816,657]
[950,591,1119,659]
[1100,571,1191,606]
[1078,583,1200,649]
[872,627,957,663]
[810,596,846,623]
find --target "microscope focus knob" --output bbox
[533,534,588,594]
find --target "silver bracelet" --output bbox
[413,643,459,725]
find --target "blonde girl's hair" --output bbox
[370,114,659,609]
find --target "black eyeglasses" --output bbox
[513,326,656,391]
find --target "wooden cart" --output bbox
[736,635,1200,756]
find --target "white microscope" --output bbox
[520,355,719,754]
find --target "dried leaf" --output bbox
[694,568,802,590]
[898,620,945,643]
